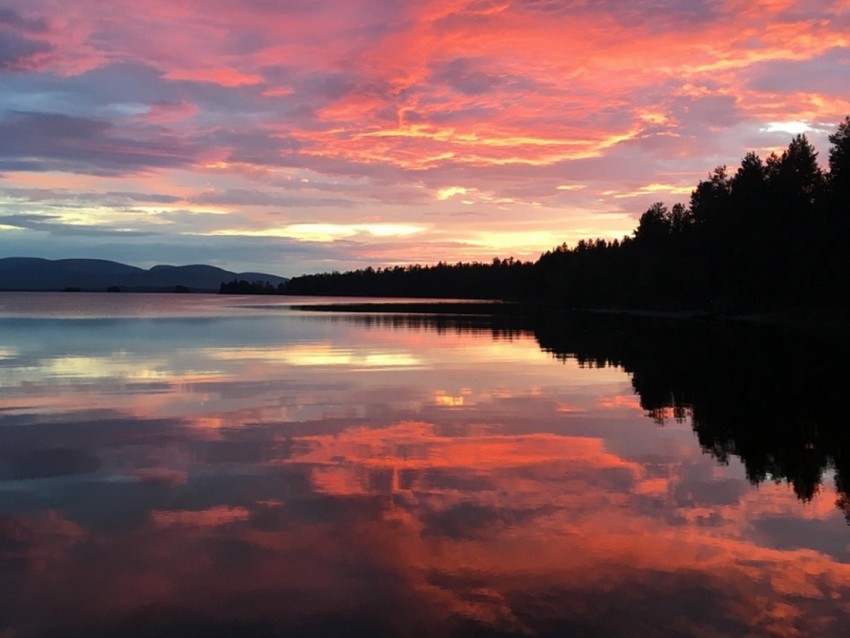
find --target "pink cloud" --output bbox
[138,101,200,124]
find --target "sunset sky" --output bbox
[1,0,848,276]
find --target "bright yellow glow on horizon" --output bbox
[470,230,566,253]
[207,223,427,241]
[436,186,468,200]
[613,183,694,198]
[763,121,814,135]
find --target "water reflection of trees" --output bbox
[534,313,850,513]
[331,311,850,520]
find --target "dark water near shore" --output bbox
[1,293,849,637]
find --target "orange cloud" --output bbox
[139,101,200,124]
[150,506,251,528]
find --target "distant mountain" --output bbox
[0,258,288,292]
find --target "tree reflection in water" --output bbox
[336,310,850,520]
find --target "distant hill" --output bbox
[0,258,288,292]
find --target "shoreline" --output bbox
[291,300,850,343]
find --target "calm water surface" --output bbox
[1,293,848,637]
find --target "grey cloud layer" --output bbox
[0,111,200,174]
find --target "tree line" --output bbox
[277,117,850,312]
[281,257,534,300]
[220,279,287,294]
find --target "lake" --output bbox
[1,292,848,637]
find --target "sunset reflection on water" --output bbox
[0,295,848,637]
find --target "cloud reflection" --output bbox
[207,344,422,369]
[1,308,849,635]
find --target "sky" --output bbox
[1,0,849,276]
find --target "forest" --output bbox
[279,117,850,312]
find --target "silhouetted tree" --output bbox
[828,116,850,201]
[220,279,281,294]
[771,134,824,217]
[634,202,671,242]
[731,152,768,212]
[690,166,731,228]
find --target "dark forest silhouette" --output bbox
[220,278,287,294]
[281,118,850,312]
[282,258,534,300]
